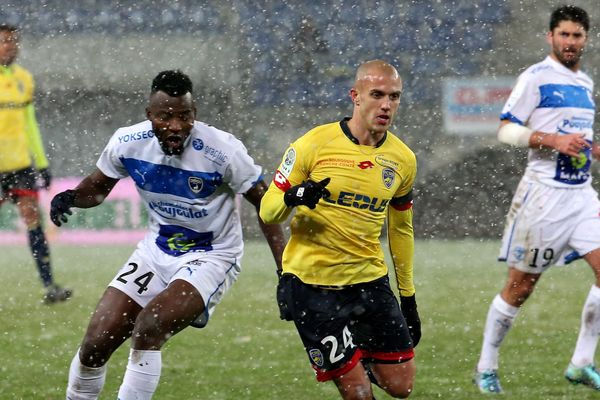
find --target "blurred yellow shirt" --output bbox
[261,119,416,287]
[0,64,47,172]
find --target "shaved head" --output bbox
[354,60,401,87]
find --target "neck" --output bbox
[346,118,384,146]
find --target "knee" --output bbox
[79,327,130,368]
[386,384,414,399]
[131,310,172,350]
[79,342,110,368]
[337,382,373,400]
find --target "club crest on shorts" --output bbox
[382,168,395,189]
[188,176,204,193]
[512,246,526,262]
[309,348,324,367]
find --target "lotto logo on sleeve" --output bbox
[273,170,292,191]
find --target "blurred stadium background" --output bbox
[2,0,600,240]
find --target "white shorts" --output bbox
[499,178,600,274]
[108,235,241,328]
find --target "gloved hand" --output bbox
[284,177,331,209]
[276,271,293,321]
[50,190,76,227]
[38,168,52,189]
[400,294,421,347]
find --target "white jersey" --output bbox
[500,56,595,188]
[97,120,262,258]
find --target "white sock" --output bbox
[477,294,520,372]
[571,285,600,367]
[117,349,162,400]
[66,349,107,400]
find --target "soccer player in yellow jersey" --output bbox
[260,60,419,399]
[0,24,71,303]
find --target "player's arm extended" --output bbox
[50,168,120,227]
[259,182,293,224]
[387,197,415,297]
[71,168,120,208]
[24,104,49,169]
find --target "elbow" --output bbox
[259,208,279,224]
[497,122,532,147]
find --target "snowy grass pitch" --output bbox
[0,239,597,399]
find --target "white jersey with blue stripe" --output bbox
[96,120,262,257]
[500,56,595,188]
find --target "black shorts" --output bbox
[280,274,414,382]
[0,167,38,202]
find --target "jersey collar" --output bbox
[339,117,387,148]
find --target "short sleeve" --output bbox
[96,131,129,179]
[224,141,262,194]
[500,72,539,125]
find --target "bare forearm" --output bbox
[257,217,286,270]
[72,170,119,208]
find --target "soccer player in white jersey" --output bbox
[49,70,285,400]
[473,5,600,394]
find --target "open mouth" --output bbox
[375,115,390,124]
[563,48,578,57]
[159,133,186,155]
[166,136,182,145]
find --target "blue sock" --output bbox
[27,226,53,287]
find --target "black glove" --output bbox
[284,177,331,209]
[276,271,293,321]
[50,190,76,227]
[400,294,421,347]
[38,168,52,189]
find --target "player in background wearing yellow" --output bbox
[260,60,419,399]
[0,24,71,303]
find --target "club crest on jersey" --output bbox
[188,177,204,193]
[280,148,296,178]
[309,348,324,367]
[382,168,395,189]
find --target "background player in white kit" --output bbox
[49,70,285,399]
[473,5,600,394]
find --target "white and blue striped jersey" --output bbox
[97,120,262,257]
[500,56,595,187]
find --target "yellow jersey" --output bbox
[261,119,417,292]
[0,64,48,172]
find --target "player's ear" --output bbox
[545,30,553,45]
[145,107,152,120]
[350,88,359,105]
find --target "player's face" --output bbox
[146,91,196,156]
[352,71,402,136]
[0,30,19,66]
[547,20,587,71]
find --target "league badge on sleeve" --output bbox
[280,148,296,178]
